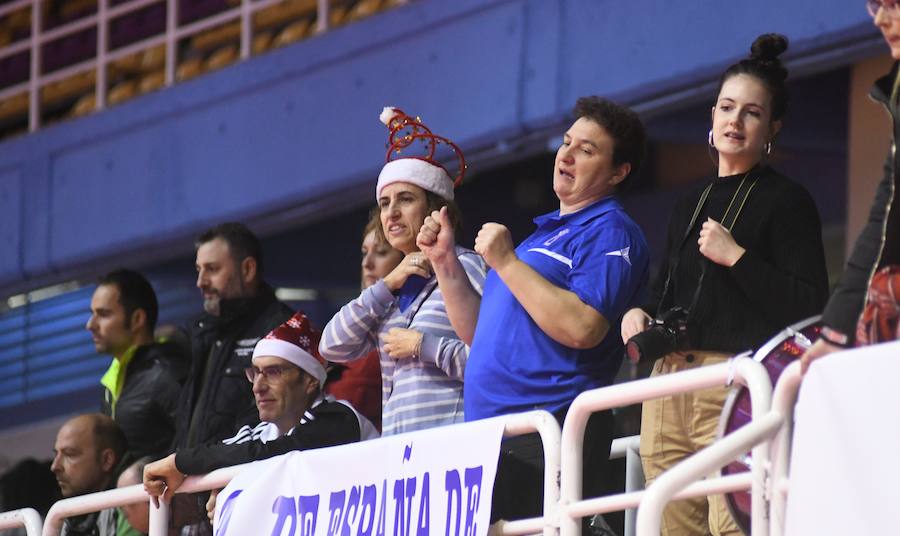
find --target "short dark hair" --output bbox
[89,414,128,462]
[572,96,647,191]
[98,269,159,332]
[196,222,264,278]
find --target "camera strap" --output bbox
[656,168,760,317]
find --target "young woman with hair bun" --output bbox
[621,33,829,534]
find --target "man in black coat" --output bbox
[172,222,294,449]
[143,312,363,505]
[89,269,187,459]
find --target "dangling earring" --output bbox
[764,141,772,155]
[708,129,714,148]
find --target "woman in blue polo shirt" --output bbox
[418,96,650,526]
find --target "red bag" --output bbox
[856,265,900,345]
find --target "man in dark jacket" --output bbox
[173,222,294,449]
[88,269,187,459]
[143,312,363,504]
[801,0,900,370]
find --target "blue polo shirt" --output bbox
[464,196,648,420]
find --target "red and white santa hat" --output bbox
[252,312,326,385]
[375,107,466,202]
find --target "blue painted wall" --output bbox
[0,0,878,295]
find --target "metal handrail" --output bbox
[767,361,802,536]
[43,484,151,536]
[0,0,348,132]
[558,356,773,536]
[0,507,42,536]
[494,410,563,536]
[39,410,558,536]
[609,434,642,536]
[634,361,805,536]
[41,463,250,536]
[635,412,783,536]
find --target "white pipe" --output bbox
[28,0,39,131]
[147,497,169,536]
[240,0,251,59]
[635,412,783,536]
[317,0,329,33]
[0,39,32,62]
[96,0,108,111]
[496,472,753,536]
[0,0,31,20]
[742,358,775,536]
[145,461,252,534]
[0,508,43,535]
[493,516,545,536]
[165,0,175,85]
[43,485,151,536]
[500,410,561,536]
[558,357,771,536]
[609,434,640,460]
[568,472,752,518]
[768,361,802,536]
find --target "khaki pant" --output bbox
[639,351,743,536]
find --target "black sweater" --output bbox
[175,399,361,474]
[643,165,829,353]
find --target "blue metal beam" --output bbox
[0,0,878,294]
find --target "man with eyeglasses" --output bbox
[802,0,900,368]
[143,312,376,507]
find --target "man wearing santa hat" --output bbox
[142,312,373,503]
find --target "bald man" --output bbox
[52,413,136,536]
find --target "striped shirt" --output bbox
[221,394,379,444]
[320,247,486,436]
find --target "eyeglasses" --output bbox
[245,365,295,383]
[868,0,900,18]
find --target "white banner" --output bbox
[784,341,900,535]
[213,417,506,536]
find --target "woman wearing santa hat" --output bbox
[319,108,486,436]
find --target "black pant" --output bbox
[491,408,614,529]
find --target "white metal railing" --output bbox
[36,410,560,536]
[15,359,793,536]
[491,411,563,536]
[635,361,805,536]
[0,0,405,132]
[559,356,772,536]
[609,434,642,536]
[41,463,249,536]
[0,507,42,535]
[767,361,802,536]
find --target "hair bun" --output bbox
[750,33,788,63]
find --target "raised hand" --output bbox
[382,252,432,291]
[417,206,456,266]
[698,217,746,267]
[143,453,184,506]
[474,223,517,271]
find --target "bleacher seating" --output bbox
[0,0,407,139]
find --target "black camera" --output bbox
[626,306,692,363]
